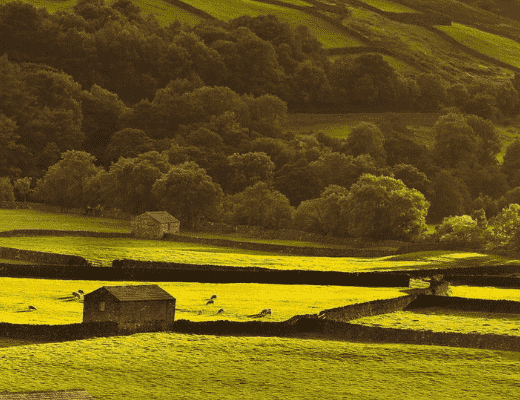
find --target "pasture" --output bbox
[282,112,440,144]
[0,277,407,324]
[358,0,417,13]
[182,0,364,48]
[0,0,205,26]
[0,209,130,233]
[351,308,520,336]
[437,23,520,69]
[0,332,518,399]
[0,235,502,271]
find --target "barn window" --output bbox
[99,301,105,312]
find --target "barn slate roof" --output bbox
[88,285,175,302]
[138,211,179,224]
[0,389,94,399]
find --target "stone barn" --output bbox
[83,285,176,334]
[131,211,180,239]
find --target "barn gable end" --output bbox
[131,211,180,239]
[83,285,176,334]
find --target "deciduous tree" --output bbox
[346,174,429,241]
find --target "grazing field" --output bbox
[0,235,503,271]
[450,286,520,302]
[437,23,520,69]
[1,332,518,400]
[183,0,364,48]
[283,112,440,140]
[0,277,407,324]
[0,209,130,233]
[351,308,520,336]
[359,0,417,13]
[0,0,205,26]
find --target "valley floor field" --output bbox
[0,277,407,324]
[0,235,502,271]
[1,332,518,400]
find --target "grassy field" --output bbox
[451,286,520,302]
[352,308,520,336]
[0,235,503,271]
[0,209,130,233]
[182,0,364,48]
[282,112,440,142]
[0,277,407,324]
[359,0,417,13]
[437,23,520,69]
[0,0,205,26]
[1,332,518,399]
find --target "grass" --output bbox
[437,23,520,69]
[0,0,205,26]
[451,286,520,302]
[0,209,130,233]
[359,0,417,13]
[351,308,520,336]
[180,232,348,249]
[0,235,505,271]
[183,0,364,48]
[1,332,519,399]
[0,277,407,324]
[282,112,441,141]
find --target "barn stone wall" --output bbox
[131,215,163,239]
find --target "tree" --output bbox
[0,177,15,202]
[346,122,386,164]
[392,164,433,199]
[309,152,378,193]
[274,158,321,207]
[435,215,483,245]
[415,73,447,111]
[227,152,275,193]
[152,161,223,229]
[0,113,25,177]
[433,113,479,169]
[13,177,31,202]
[501,139,520,187]
[465,114,500,166]
[224,182,293,229]
[292,185,349,236]
[428,169,471,222]
[489,203,520,249]
[33,151,100,208]
[346,174,429,241]
[102,151,171,215]
[105,128,155,164]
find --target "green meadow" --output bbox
[0,0,205,26]
[437,23,520,69]
[0,209,130,233]
[1,333,518,400]
[0,235,501,271]
[359,0,417,13]
[352,309,520,336]
[451,286,520,302]
[0,277,407,324]
[183,0,364,48]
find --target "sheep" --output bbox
[28,305,37,311]
[210,295,217,300]
[197,310,203,315]
[77,290,84,295]
[216,308,225,314]
[72,292,81,299]
[206,300,214,305]
[260,309,272,316]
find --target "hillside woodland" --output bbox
[2,0,520,246]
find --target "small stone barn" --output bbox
[83,285,176,334]
[0,389,94,399]
[131,211,180,239]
